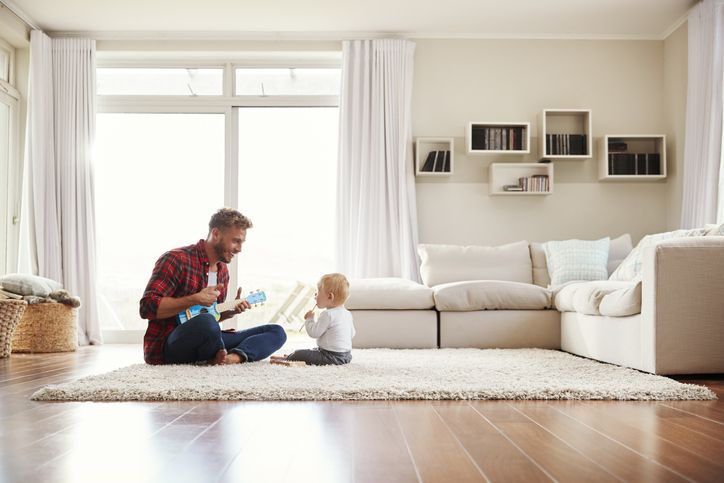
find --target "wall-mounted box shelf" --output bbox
[598,134,666,181]
[415,137,454,177]
[538,109,592,159]
[489,162,553,195]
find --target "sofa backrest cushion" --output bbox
[418,241,532,287]
[609,228,708,281]
[530,234,633,287]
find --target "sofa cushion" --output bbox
[705,223,724,236]
[599,282,642,317]
[543,237,610,287]
[346,278,434,310]
[433,280,551,311]
[0,273,63,297]
[609,228,708,281]
[418,241,532,287]
[531,234,632,287]
[553,280,640,315]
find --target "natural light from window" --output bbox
[234,107,338,329]
[94,113,225,330]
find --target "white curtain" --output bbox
[336,39,421,281]
[680,0,724,228]
[21,31,101,345]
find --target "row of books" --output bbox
[545,134,587,155]
[420,150,451,172]
[471,126,525,151]
[608,153,661,175]
[503,174,550,192]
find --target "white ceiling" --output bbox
[8,0,696,39]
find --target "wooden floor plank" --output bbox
[472,402,621,482]
[513,402,687,483]
[395,402,486,482]
[555,402,724,482]
[434,403,551,482]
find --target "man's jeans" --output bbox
[163,313,287,364]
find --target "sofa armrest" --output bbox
[641,236,724,374]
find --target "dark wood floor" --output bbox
[1,345,723,483]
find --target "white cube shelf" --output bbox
[598,135,666,181]
[415,137,454,177]
[466,122,530,154]
[489,163,553,195]
[538,109,592,159]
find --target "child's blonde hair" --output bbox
[319,273,350,304]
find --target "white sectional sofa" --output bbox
[346,234,724,375]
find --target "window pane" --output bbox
[97,68,223,95]
[235,107,338,330]
[235,68,340,96]
[94,113,225,330]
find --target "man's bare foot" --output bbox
[210,349,227,365]
[222,352,245,364]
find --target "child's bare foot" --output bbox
[210,349,227,365]
[222,352,246,364]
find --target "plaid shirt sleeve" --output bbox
[139,251,184,320]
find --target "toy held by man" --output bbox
[178,290,267,323]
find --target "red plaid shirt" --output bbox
[140,239,229,364]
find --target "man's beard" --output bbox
[213,240,232,263]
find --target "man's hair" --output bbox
[319,273,350,303]
[208,208,252,234]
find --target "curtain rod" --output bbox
[0,1,40,31]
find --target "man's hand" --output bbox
[220,287,251,321]
[195,285,222,306]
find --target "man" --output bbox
[140,208,286,365]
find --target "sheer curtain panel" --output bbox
[680,0,724,227]
[336,39,421,281]
[22,31,101,345]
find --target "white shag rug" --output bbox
[31,349,716,402]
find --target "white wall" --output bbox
[663,23,688,231]
[412,38,678,246]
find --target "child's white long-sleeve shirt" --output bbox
[304,306,355,352]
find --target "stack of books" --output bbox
[420,150,451,172]
[502,174,550,192]
[545,134,587,155]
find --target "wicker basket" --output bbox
[12,303,78,353]
[0,299,28,357]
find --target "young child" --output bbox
[284,273,355,366]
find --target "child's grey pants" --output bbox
[286,347,352,365]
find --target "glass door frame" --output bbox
[96,56,340,341]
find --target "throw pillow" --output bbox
[418,241,532,287]
[543,238,610,288]
[530,233,632,287]
[609,228,708,281]
[705,223,724,236]
[0,273,63,297]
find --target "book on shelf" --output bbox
[421,151,436,172]
[608,152,661,175]
[441,150,450,172]
[546,133,587,155]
